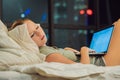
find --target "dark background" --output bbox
[88,0,120,26]
[0,0,120,50]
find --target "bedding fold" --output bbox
[9,62,106,79]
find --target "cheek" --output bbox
[39,28,45,35]
[32,37,41,44]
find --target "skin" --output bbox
[24,20,90,64]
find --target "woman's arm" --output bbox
[64,46,90,64]
[80,46,90,64]
[45,53,76,64]
[45,46,90,64]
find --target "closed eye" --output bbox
[31,26,39,38]
[31,33,35,38]
[36,26,39,30]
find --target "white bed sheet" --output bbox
[0,71,32,80]
[8,62,120,80]
[0,71,67,80]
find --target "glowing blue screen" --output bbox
[90,25,114,53]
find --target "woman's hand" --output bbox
[80,46,90,64]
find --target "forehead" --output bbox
[24,20,36,33]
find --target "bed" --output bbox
[0,19,120,80]
[0,62,120,80]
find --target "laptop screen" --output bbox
[89,25,114,53]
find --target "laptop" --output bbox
[89,25,114,56]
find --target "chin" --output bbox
[38,39,47,47]
[38,43,46,47]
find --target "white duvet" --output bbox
[9,62,120,80]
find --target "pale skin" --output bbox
[23,20,90,64]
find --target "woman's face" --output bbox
[24,20,47,47]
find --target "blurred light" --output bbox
[41,12,47,22]
[20,8,31,18]
[63,14,67,19]
[86,9,93,15]
[74,6,78,10]
[54,3,60,7]
[54,14,60,20]
[63,2,67,7]
[79,9,85,15]
[21,13,25,18]
[78,30,87,34]
[74,16,78,21]
[24,8,31,15]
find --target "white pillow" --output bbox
[0,20,28,70]
[8,24,40,54]
[0,20,24,56]
[8,24,46,64]
[0,20,45,70]
[0,20,8,33]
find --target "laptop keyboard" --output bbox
[88,48,96,54]
[75,48,105,56]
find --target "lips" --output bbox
[41,35,44,40]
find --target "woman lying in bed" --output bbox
[9,18,120,66]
